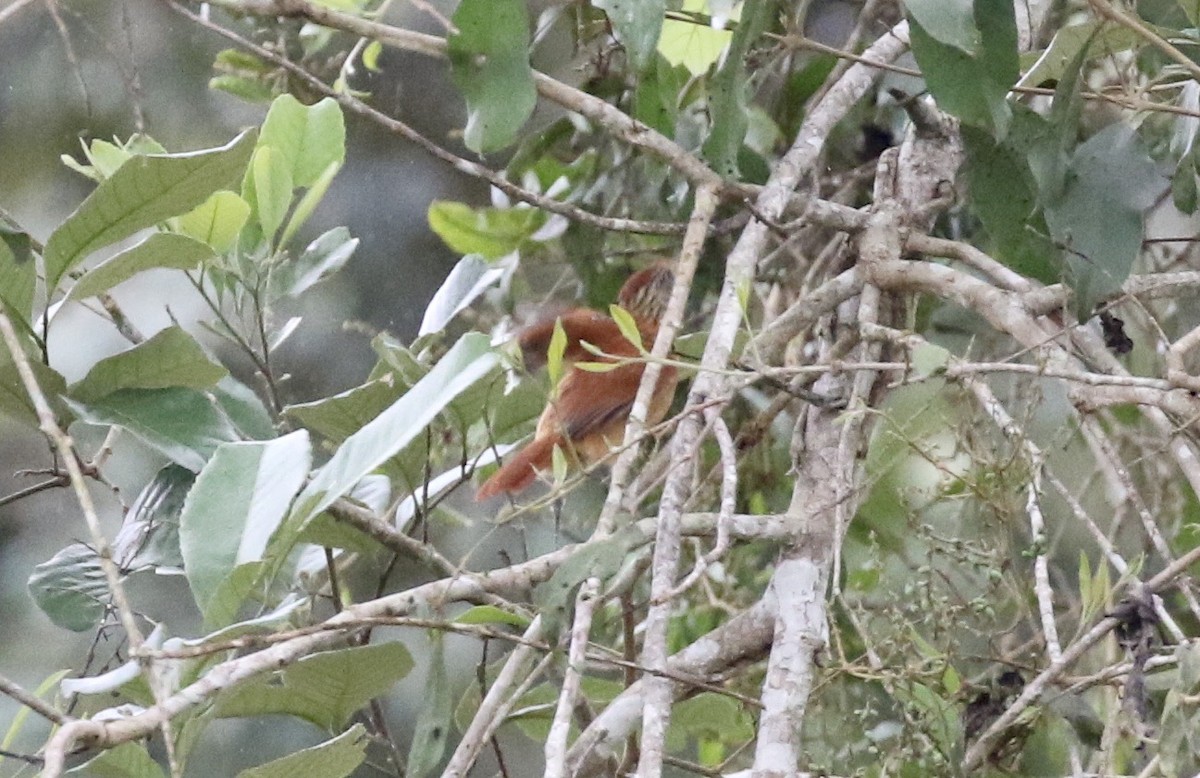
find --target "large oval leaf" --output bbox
[287,333,497,532]
[44,130,256,292]
[70,326,228,402]
[447,0,536,153]
[180,431,311,625]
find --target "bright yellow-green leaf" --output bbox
[575,360,622,373]
[177,190,251,252]
[547,318,567,389]
[251,146,293,241]
[657,0,733,75]
[551,443,568,484]
[363,40,383,72]
[609,304,645,352]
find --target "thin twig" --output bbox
[544,578,600,778]
[443,618,544,778]
[0,673,67,725]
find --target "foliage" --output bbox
[4,0,1200,776]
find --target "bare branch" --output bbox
[544,578,600,778]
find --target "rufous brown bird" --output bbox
[476,264,678,500]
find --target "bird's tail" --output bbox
[475,436,560,501]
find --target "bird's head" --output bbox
[617,263,674,323]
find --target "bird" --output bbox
[476,263,678,500]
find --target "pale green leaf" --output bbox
[176,190,251,252]
[447,0,536,152]
[251,146,293,241]
[269,226,358,301]
[65,742,165,778]
[595,0,664,71]
[406,635,451,777]
[28,544,107,632]
[67,233,214,301]
[179,431,311,624]
[287,333,497,532]
[418,254,507,337]
[427,201,545,259]
[609,304,644,351]
[1017,21,1141,90]
[258,95,346,188]
[65,388,241,472]
[238,725,368,778]
[657,0,732,74]
[905,0,979,54]
[912,343,951,377]
[43,130,257,292]
[455,604,532,628]
[547,318,567,388]
[279,160,341,249]
[214,643,413,730]
[71,326,228,402]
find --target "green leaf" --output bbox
[427,201,545,259]
[1045,123,1163,316]
[238,725,368,778]
[701,0,771,179]
[214,642,413,730]
[658,0,732,74]
[961,114,1060,283]
[455,604,531,628]
[547,318,567,389]
[406,634,451,778]
[0,670,70,772]
[201,563,264,630]
[179,431,311,625]
[285,376,405,444]
[447,0,536,153]
[66,387,241,472]
[0,222,35,328]
[297,512,383,555]
[71,326,228,402]
[667,692,753,750]
[595,0,665,72]
[533,525,647,637]
[61,136,169,183]
[912,342,951,377]
[250,146,294,241]
[418,254,507,337]
[65,742,165,778]
[905,0,980,53]
[909,24,1006,134]
[574,360,622,373]
[287,333,497,532]
[363,40,383,72]
[183,595,308,649]
[258,95,346,188]
[28,544,108,632]
[279,160,341,249]
[609,304,645,351]
[1174,158,1198,215]
[0,351,70,428]
[176,190,251,252]
[213,376,277,441]
[1017,21,1141,89]
[633,55,685,136]
[67,233,214,301]
[268,226,358,301]
[43,130,257,292]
